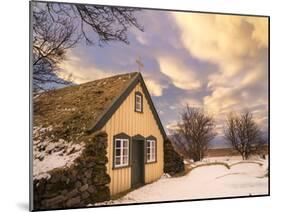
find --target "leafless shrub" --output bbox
[224,111,266,160]
[171,105,217,162]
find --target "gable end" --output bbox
[89,73,167,139]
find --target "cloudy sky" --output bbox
[59,8,269,148]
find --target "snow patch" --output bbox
[98,156,268,205]
[33,126,84,180]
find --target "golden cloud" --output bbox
[172,13,268,77]
[203,87,240,115]
[180,98,202,108]
[58,53,113,84]
[145,78,167,96]
[157,56,201,90]
[171,12,268,130]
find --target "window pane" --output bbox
[115,156,121,165]
[115,148,121,157]
[115,138,130,167]
[123,156,128,165]
[136,94,142,111]
[152,140,156,161]
[147,147,150,154]
[123,148,128,156]
[147,140,156,162]
[147,153,150,161]
[123,140,128,148]
[147,140,150,161]
[136,95,141,103]
[116,139,121,148]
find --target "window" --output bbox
[146,139,156,163]
[135,92,143,112]
[114,138,129,168]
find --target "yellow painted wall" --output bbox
[102,82,164,195]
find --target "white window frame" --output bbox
[114,138,129,168]
[146,139,156,163]
[135,93,142,112]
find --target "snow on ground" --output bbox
[33,126,84,180]
[98,156,268,205]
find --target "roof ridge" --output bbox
[81,72,139,85]
[41,72,140,94]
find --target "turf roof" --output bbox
[33,72,139,143]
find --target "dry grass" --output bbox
[33,72,138,143]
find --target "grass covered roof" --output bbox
[33,72,139,143]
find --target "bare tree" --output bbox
[46,3,143,45]
[32,2,143,92]
[224,111,265,160]
[33,8,79,92]
[171,105,217,162]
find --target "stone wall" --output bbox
[164,138,184,176]
[33,131,110,210]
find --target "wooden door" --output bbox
[131,140,145,188]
